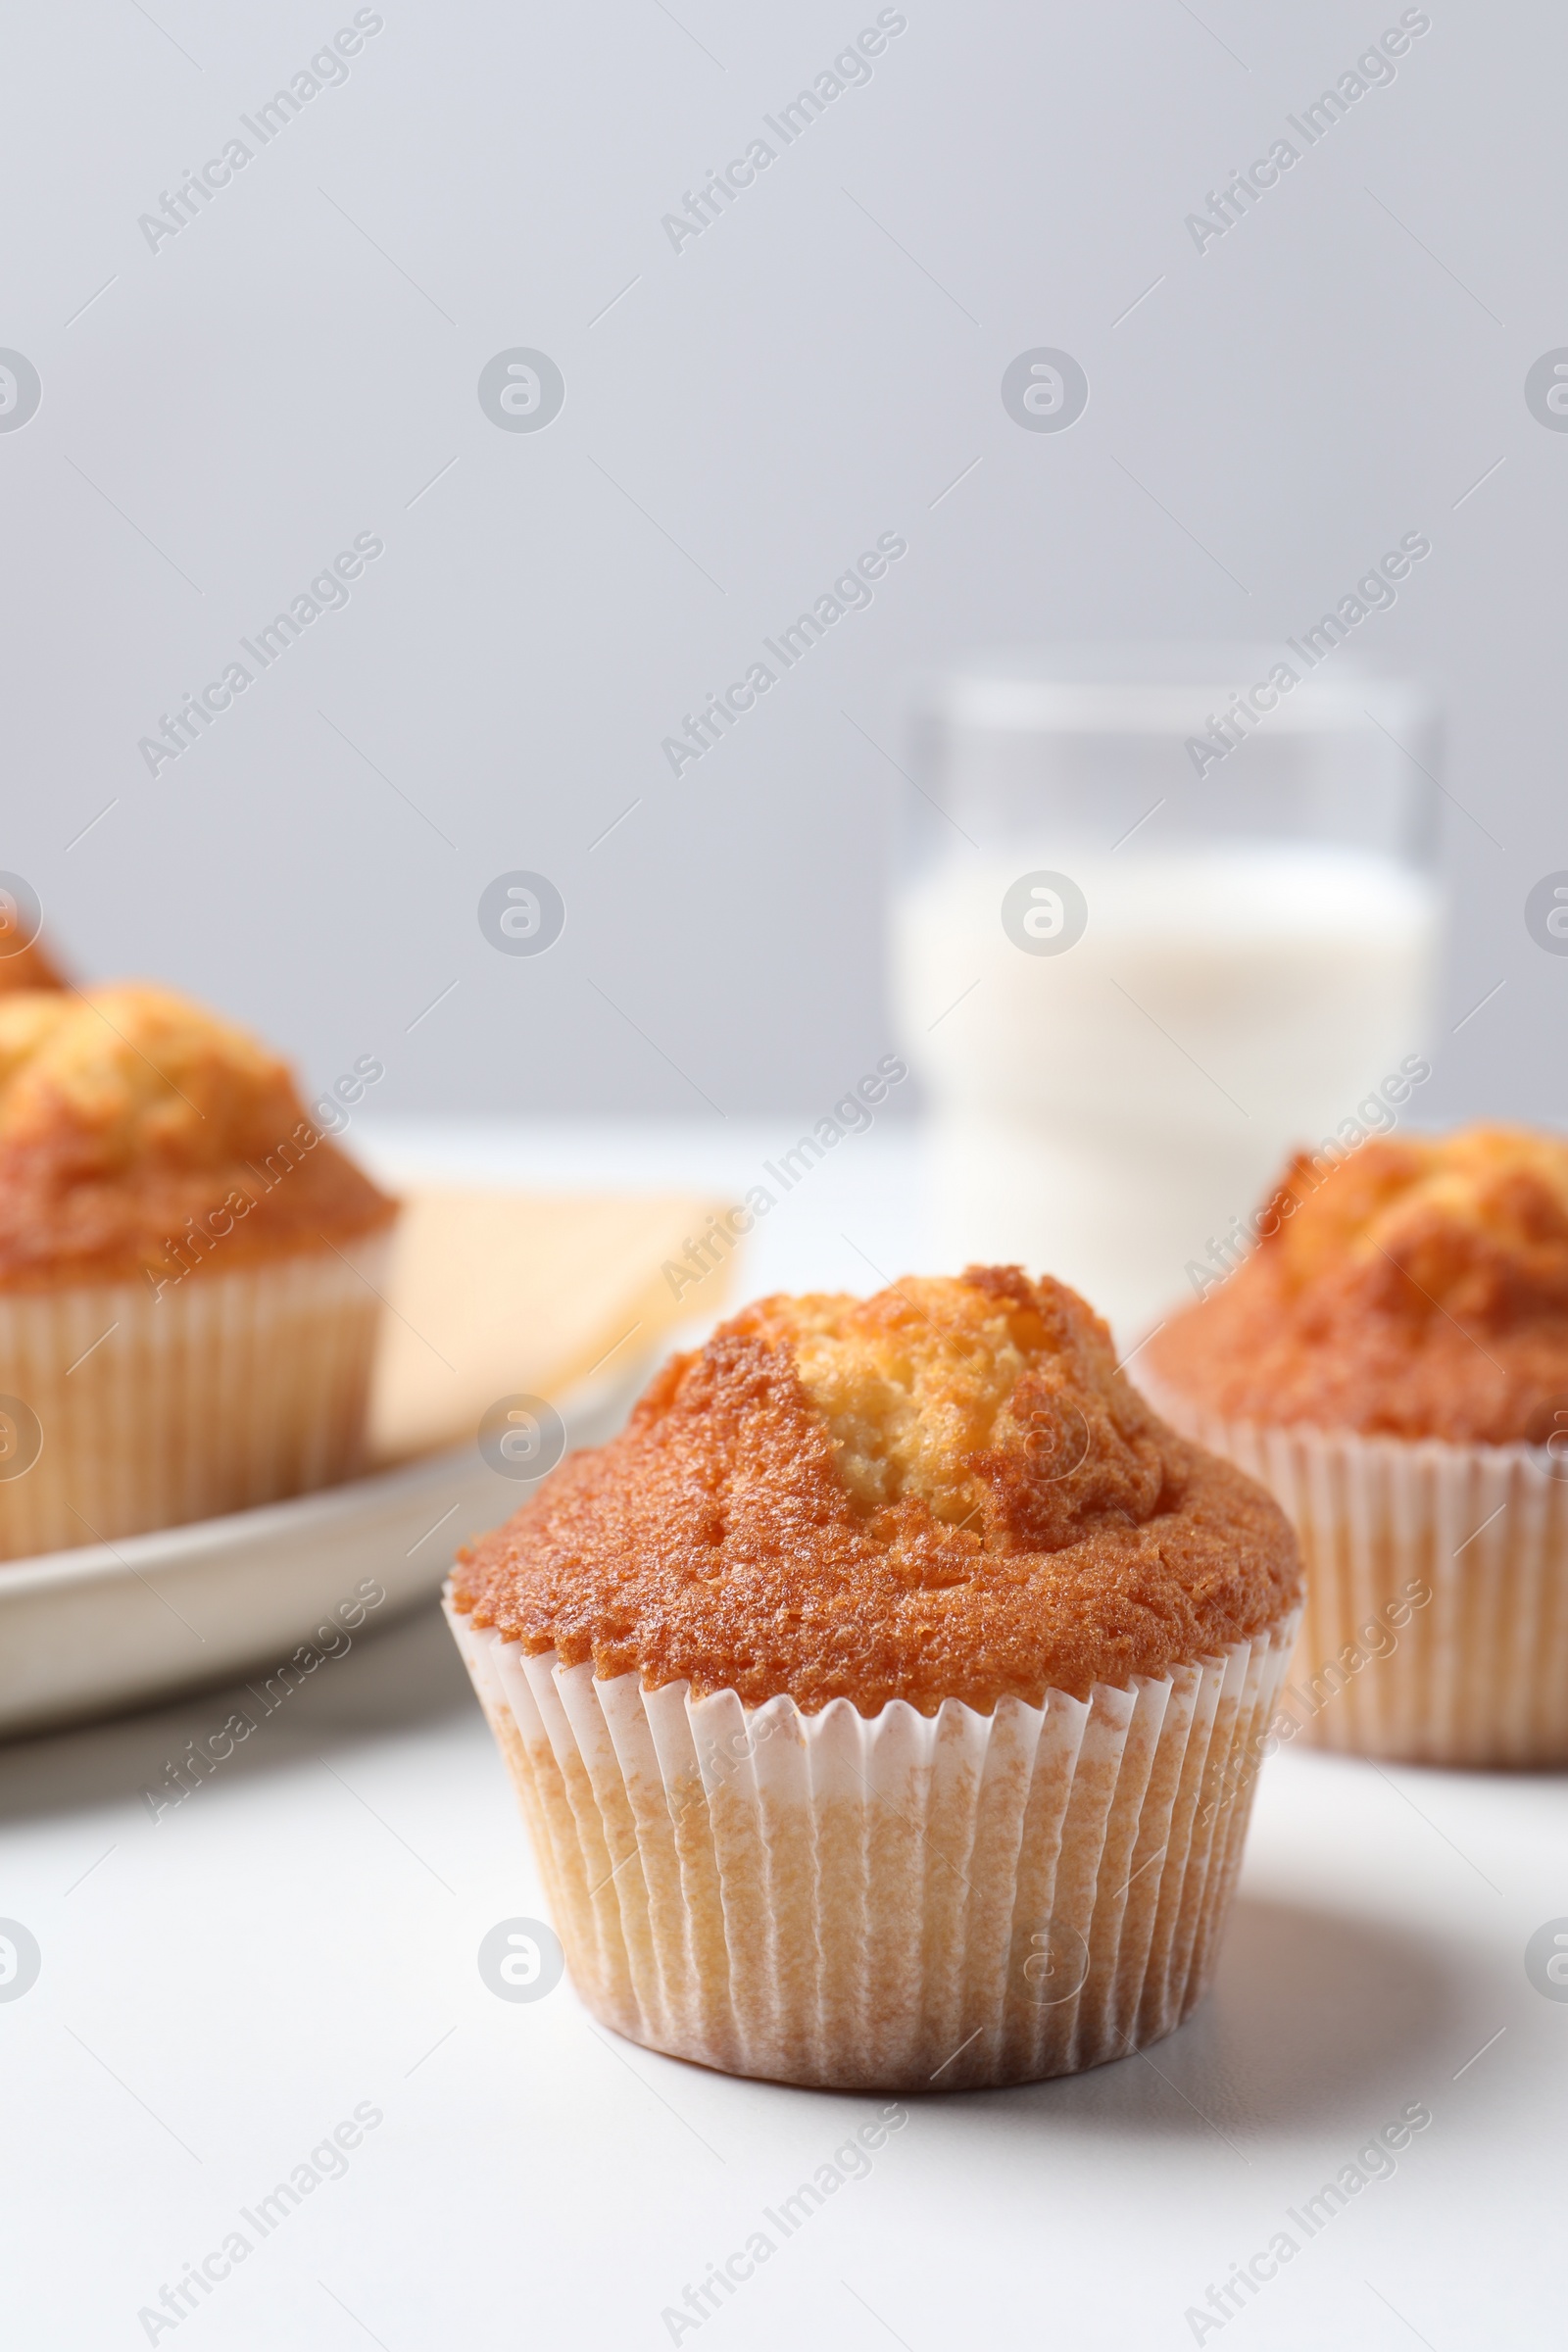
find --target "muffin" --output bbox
[0,984,397,1558]
[1142,1125,1568,1766]
[0,933,66,993]
[446,1266,1300,2091]
[0,870,66,992]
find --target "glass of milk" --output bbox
[890,646,1441,1341]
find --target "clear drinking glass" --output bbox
[890,646,1442,1340]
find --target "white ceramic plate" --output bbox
[0,1370,638,1740]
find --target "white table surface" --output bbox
[3,1120,1563,2351]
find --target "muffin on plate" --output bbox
[1142,1125,1568,1766]
[0,984,397,1559]
[446,1266,1300,2091]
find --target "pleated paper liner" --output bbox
[447,1592,1298,2091]
[1141,1375,1568,1767]
[0,1236,389,1560]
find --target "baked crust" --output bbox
[452,1266,1300,1713]
[0,935,67,993]
[1146,1125,1568,1445]
[0,985,396,1290]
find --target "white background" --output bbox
[2,0,1564,1119]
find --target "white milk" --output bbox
[892,839,1439,1339]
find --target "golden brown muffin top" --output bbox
[1146,1125,1568,1445]
[0,933,67,993]
[0,984,396,1290]
[452,1266,1300,1714]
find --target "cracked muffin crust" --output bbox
[1146,1125,1568,1445]
[452,1265,1300,1713]
[0,983,395,1290]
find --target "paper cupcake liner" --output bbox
[0,1236,389,1560]
[446,1593,1298,2090]
[1142,1375,1568,1767]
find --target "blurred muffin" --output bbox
[0,938,66,992]
[1143,1126,1568,1764]
[446,1266,1300,2091]
[0,985,397,1558]
[0,908,67,992]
